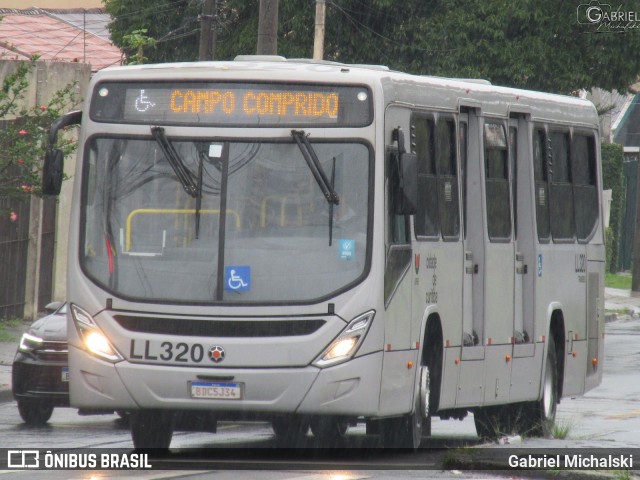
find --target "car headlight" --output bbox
[70,304,122,363]
[18,332,43,353]
[313,310,375,368]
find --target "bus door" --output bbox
[508,114,538,402]
[480,118,515,404]
[457,108,486,407]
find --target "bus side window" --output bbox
[413,114,439,239]
[460,122,468,239]
[384,127,412,305]
[572,133,599,241]
[484,121,511,241]
[437,117,460,241]
[549,131,575,242]
[533,128,551,242]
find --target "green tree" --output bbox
[122,28,157,65]
[0,60,78,218]
[104,0,201,63]
[601,143,624,273]
[105,0,640,94]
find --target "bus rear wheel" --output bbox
[522,335,558,437]
[130,410,174,449]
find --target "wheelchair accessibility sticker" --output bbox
[339,239,355,260]
[225,266,251,291]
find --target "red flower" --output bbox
[40,105,48,111]
[21,185,33,193]
[18,129,27,135]
[17,159,23,165]
[9,211,18,222]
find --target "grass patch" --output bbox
[551,420,572,439]
[613,471,632,480]
[0,318,23,343]
[606,272,632,290]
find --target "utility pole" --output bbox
[313,0,326,61]
[257,0,278,55]
[199,0,216,61]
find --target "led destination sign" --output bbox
[91,82,372,127]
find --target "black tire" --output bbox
[381,365,429,449]
[271,415,309,444]
[130,410,174,449]
[310,417,349,444]
[17,400,54,426]
[521,335,559,437]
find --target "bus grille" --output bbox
[113,316,326,337]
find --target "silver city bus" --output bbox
[44,57,604,449]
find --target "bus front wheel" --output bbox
[271,415,309,443]
[130,410,174,449]
[381,364,430,449]
[310,417,349,444]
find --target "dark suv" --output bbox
[12,302,68,425]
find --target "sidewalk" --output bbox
[604,286,640,318]
[0,318,29,403]
[1,287,639,405]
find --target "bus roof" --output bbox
[95,57,599,127]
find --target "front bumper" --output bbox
[69,345,382,418]
[12,354,69,406]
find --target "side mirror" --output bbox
[44,301,63,314]
[390,127,417,215]
[42,149,64,195]
[41,110,82,196]
[397,151,417,215]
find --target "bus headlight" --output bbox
[313,310,375,368]
[70,304,122,363]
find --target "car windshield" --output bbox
[81,137,371,304]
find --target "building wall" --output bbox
[0,60,90,319]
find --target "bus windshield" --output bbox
[81,136,371,304]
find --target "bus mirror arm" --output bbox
[42,110,82,196]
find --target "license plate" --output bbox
[190,381,243,400]
[61,367,69,383]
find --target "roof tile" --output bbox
[0,10,121,71]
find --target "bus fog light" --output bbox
[70,304,122,363]
[313,310,375,368]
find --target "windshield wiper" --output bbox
[291,130,340,246]
[291,130,340,206]
[151,126,204,238]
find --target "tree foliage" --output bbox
[0,61,78,217]
[104,0,201,63]
[105,0,640,94]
